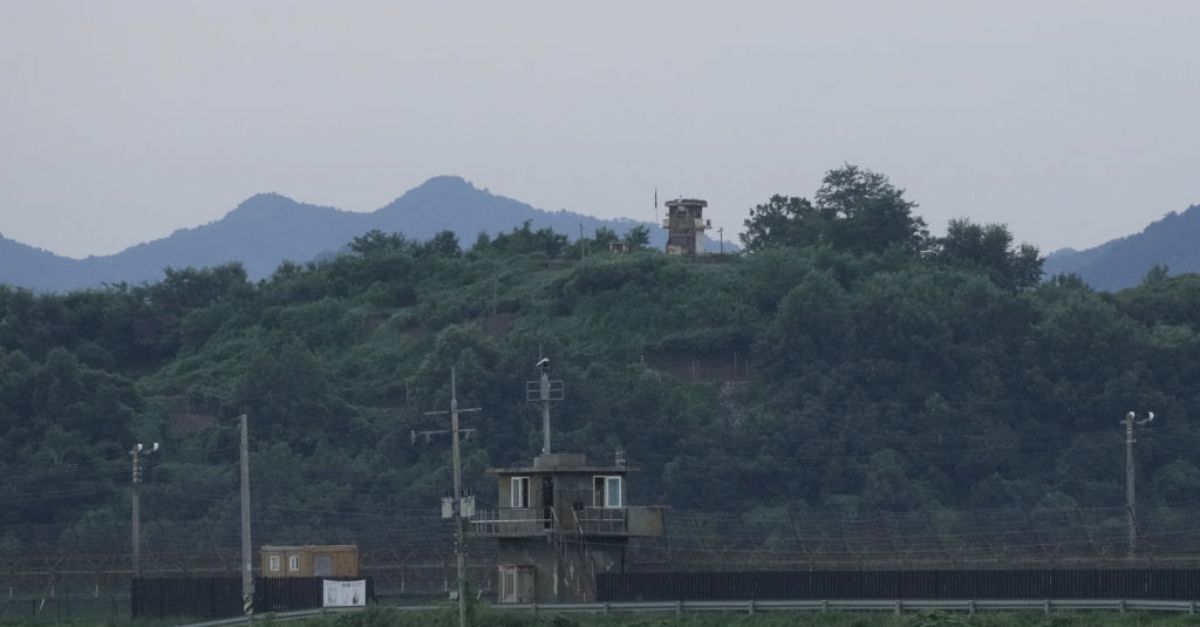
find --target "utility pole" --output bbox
[239,413,254,617]
[422,368,481,627]
[527,358,564,455]
[130,442,158,577]
[1123,410,1155,558]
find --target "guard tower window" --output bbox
[269,555,281,572]
[288,555,299,572]
[593,475,623,508]
[511,476,530,509]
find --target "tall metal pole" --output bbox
[239,414,254,616]
[541,369,552,455]
[449,368,467,627]
[130,442,158,577]
[1125,411,1137,558]
[131,448,141,577]
[528,361,561,456]
[1124,410,1157,558]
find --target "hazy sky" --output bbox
[2,1,1197,259]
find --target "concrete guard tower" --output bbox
[472,364,665,603]
[662,198,710,255]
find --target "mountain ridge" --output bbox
[0,176,687,292]
[1043,204,1200,291]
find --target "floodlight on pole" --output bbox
[1123,410,1157,557]
[130,441,160,577]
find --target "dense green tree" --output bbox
[936,219,1042,289]
[624,225,651,249]
[740,195,823,252]
[815,164,929,254]
[741,165,927,254]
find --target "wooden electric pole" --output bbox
[422,368,481,627]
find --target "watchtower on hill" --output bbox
[662,198,710,255]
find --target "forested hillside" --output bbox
[2,166,1200,556]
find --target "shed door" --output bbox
[314,554,333,577]
[499,566,517,603]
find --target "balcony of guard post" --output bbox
[470,452,666,539]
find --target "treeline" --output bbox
[2,165,1200,552]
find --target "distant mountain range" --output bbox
[1043,204,1200,291]
[0,176,716,292]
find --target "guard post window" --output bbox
[593,475,623,508]
[511,476,530,508]
[269,555,281,572]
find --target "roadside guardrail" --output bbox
[173,597,1200,626]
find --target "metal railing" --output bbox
[470,508,550,536]
[173,598,1200,626]
[572,506,627,535]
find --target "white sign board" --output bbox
[322,580,366,607]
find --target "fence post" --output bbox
[1043,599,1050,615]
[968,599,975,615]
[748,599,755,615]
[676,600,683,615]
[1119,599,1126,615]
[894,600,901,615]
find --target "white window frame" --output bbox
[510,476,530,509]
[269,555,281,572]
[593,475,623,509]
[288,554,300,572]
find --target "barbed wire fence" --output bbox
[6,503,1200,616]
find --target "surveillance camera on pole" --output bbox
[527,356,564,455]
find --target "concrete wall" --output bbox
[497,537,628,602]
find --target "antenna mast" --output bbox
[527,359,564,454]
